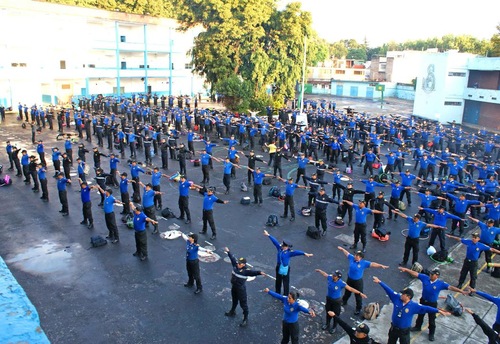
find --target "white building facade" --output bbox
[0,0,206,107]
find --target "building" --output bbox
[306,58,368,94]
[0,0,206,107]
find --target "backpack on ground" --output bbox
[269,186,281,197]
[0,175,12,186]
[491,266,500,278]
[90,235,108,248]
[334,217,344,226]
[266,214,279,227]
[431,250,448,262]
[240,182,248,192]
[124,213,134,228]
[445,294,463,316]
[240,196,251,205]
[263,177,272,185]
[306,226,321,240]
[363,302,380,320]
[193,159,200,167]
[161,207,176,219]
[411,262,423,273]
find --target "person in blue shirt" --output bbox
[392,210,441,266]
[399,267,465,341]
[108,153,120,188]
[361,148,379,176]
[173,174,198,224]
[118,172,131,215]
[199,150,212,184]
[447,232,500,289]
[263,230,313,297]
[129,203,158,261]
[315,269,366,334]
[247,166,272,205]
[342,200,385,252]
[181,232,211,295]
[360,176,386,209]
[395,169,422,206]
[196,186,228,240]
[338,246,388,315]
[37,163,49,202]
[223,247,266,327]
[446,192,481,236]
[138,182,162,234]
[373,276,449,344]
[36,140,46,166]
[421,205,462,251]
[278,177,306,221]
[78,180,94,229]
[468,217,500,272]
[263,288,315,343]
[56,172,72,215]
[295,152,309,186]
[129,160,145,203]
[95,185,123,243]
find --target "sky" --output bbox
[278,0,500,47]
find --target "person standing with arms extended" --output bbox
[197,186,228,240]
[95,185,123,243]
[263,230,313,296]
[262,288,316,344]
[56,172,71,216]
[342,200,385,253]
[181,233,211,295]
[315,269,366,334]
[129,203,158,261]
[223,247,266,327]
[372,276,450,344]
[338,246,388,316]
[278,177,307,222]
[399,267,465,341]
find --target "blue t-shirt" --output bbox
[253,171,265,185]
[477,222,500,244]
[418,274,449,302]
[462,239,490,261]
[347,254,371,280]
[406,218,427,239]
[327,276,347,299]
[81,186,91,203]
[151,172,162,186]
[143,188,155,208]
[179,180,191,197]
[267,291,310,323]
[57,178,68,191]
[353,204,373,224]
[133,212,147,231]
[186,241,199,260]
[285,181,298,196]
[203,193,219,210]
[119,178,129,194]
[103,195,115,214]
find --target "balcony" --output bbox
[464,88,500,105]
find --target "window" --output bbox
[11,63,18,67]
[19,63,27,67]
[61,84,71,90]
[448,72,466,77]
[335,70,345,75]
[185,63,193,69]
[444,101,462,106]
[354,71,363,75]
[60,60,66,69]
[120,35,126,43]
[88,64,95,68]
[121,61,127,69]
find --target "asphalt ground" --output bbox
[0,97,496,344]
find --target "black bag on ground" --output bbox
[263,177,272,185]
[431,250,448,262]
[445,294,463,316]
[91,235,108,248]
[240,196,251,205]
[266,214,279,227]
[491,267,500,278]
[161,207,176,218]
[306,226,321,240]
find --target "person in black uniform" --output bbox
[62,152,72,180]
[244,151,264,185]
[315,188,339,235]
[223,247,266,327]
[372,191,396,231]
[28,155,39,193]
[464,308,500,344]
[160,138,170,169]
[326,312,372,343]
[93,147,108,169]
[176,143,188,177]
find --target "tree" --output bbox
[347,48,367,61]
[45,0,175,17]
[490,24,500,57]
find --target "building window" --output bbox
[19,63,27,67]
[121,61,127,69]
[185,63,193,69]
[448,72,466,77]
[444,101,462,106]
[60,60,66,69]
[61,84,71,90]
[335,70,345,75]
[11,63,18,67]
[120,35,126,43]
[354,71,363,75]
[88,64,95,68]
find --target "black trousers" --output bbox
[223,173,231,191]
[132,177,141,202]
[144,206,157,230]
[82,201,93,224]
[388,324,410,344]
[325,296,342,328]
[315,210,327,231]
[451,212,465,235]
[30,171,39,190]
[40,178,48,200]
[229,285,248,317]
[353,223,367,247]
[283,195,295,218]
[186,259,202,289]
[342,277,363,311]
[458,258,478,288]
[59,190,68,213]
[403,237,419,265]
[429,228,446,251]
[202,209,216,234]
[202,165,210,183]
[295,167,306,185]
[179,196,191,220]
[479,240,493,264]
[105,212,119,240]
[281,321,299,344]
[340,204,353,223]
[414,299,437,334]
[153,185,162,208]
[121,192,130,214]
[253,184,263,203]
[275,264,290,296]
[134,230,148,258]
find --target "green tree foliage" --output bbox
[214,75,252,112]
[490,24,500,57]
[43,0,175,17]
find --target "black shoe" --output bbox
[280,215,287,218]
[456,284,463,289]
[111,239,119,244]
[152,228,159,234]
[199,230,207,234]
[486,267,491,273]
[194,289,202,295]
[410,327,421,332]
[185,220,191,224]
[184,283,194,288]
[290,217,295,222]
[133,252,139,257]
[329,327,336,334]
[349,244,357,249]
[322,230,326,236]
[59,210,64,213]
[429,334,435,341]
[62,212,69,216]
[80,220,87,225]
[97,203,103,207]
[33,189,39,193]
[321,324,330,331]
[106,236,112,239]
[362,248,366,253]
[399,261,407,267]
[354,310,360,315]
[177,217,185,220]
[239,319,248,327]
[224,310,236,317]
[88,223,94,229]
[210,235,216,240]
